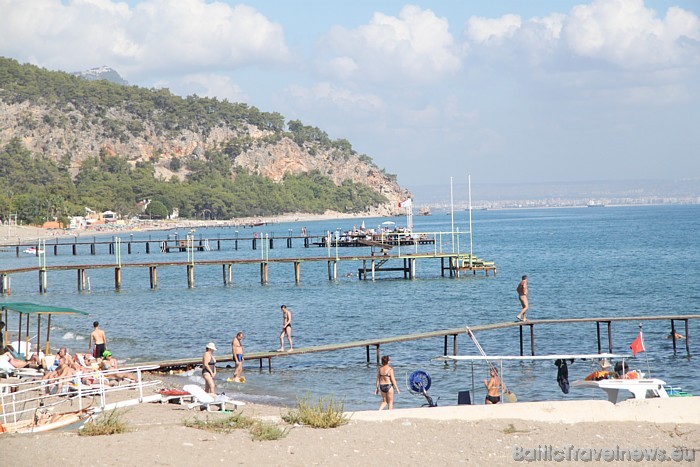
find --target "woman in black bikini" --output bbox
[202,342,217,394]
[484,367,502,404]
[375,355,400,410]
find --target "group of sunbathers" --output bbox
[0,344,135,394]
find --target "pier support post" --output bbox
[685,319,690,355]
[39,269,47,294]
[77,269,86,291]
[671,319,677,353]
[596,320,613,353]
[187,265,195,288]
[149,266,158,289]
[53,244,58,256]
[371,260,375,281]
[327,261,337,281]
[252,238,257,250]
[294,262,301,284]
[260,262,268,284]
[223,264,232,285]
[519,325,524,356]
[441,257,445,277]
[91,241,96,255]
[375,344,380,365]
[146,242,150,254]
[269,238,274,249]
[410,258,416,279]
[1,273,10,296]
[529,324,535,356]
[453,334,458,355]
[72,244,77,255]
[128,242,132,254]
[114,267,122,291]
[366,345,370,363]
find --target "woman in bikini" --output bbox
[202,342,217,394]
[375,355,400,410]
[484,367,503,404]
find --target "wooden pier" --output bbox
[5,231,439,257]
[145,314,698,373]
[0,251,496,295]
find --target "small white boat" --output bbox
[23,247,44,255]
[572,376,671,403]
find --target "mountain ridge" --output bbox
[0,57,408,221]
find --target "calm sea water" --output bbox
[2,205,699,410]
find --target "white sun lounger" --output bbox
[182,384,245,412]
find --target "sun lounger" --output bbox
[182,384,245,412]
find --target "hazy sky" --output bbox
[1,0,698,189]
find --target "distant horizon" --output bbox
[408,177,700,205]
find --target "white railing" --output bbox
[0,364,161,427]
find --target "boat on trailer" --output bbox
[438,353,692,405]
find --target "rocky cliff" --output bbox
[0,59,409,217]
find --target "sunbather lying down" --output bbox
[100,351,136,384]
[0,349,42,372]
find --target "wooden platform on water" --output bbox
[146,314,699,372]
[0,251,496,294]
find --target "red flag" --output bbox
[629,332,645,356]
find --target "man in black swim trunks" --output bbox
[89,321,107,359]
[277,305,293,352]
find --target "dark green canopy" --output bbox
[1,302,88,316]
[1,302,88,355]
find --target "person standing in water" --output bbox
[484,367,503,404]
[375,355,399,410]
[202,342,217,394]
[516,275,529,322]
[277,305,293,352]
[88,321,107,358]
[231,332,244,382]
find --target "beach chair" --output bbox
[182,384,245,412]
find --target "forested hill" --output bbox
[0,57,408,224]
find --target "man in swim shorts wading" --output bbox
[89,321,107,358]
[231,332,244,381]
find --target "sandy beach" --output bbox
[2,390,698,466]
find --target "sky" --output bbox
[0,0,699,190]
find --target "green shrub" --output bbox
[184,412,288,441]
[184,412,254,433]
[282,395,349,428]
[79,409,131,436]
[249,421,289,441]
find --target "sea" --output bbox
[1,204,699,410]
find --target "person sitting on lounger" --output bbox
[100,351,135,383]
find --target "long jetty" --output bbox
[147,314,699,373]
[0,229,496,294]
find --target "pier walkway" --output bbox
[0,251,495,295]
[147,314,699,373]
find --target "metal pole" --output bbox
[450,176,455,252]
[468,174,473,267]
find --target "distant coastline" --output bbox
[0,210,376,246]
